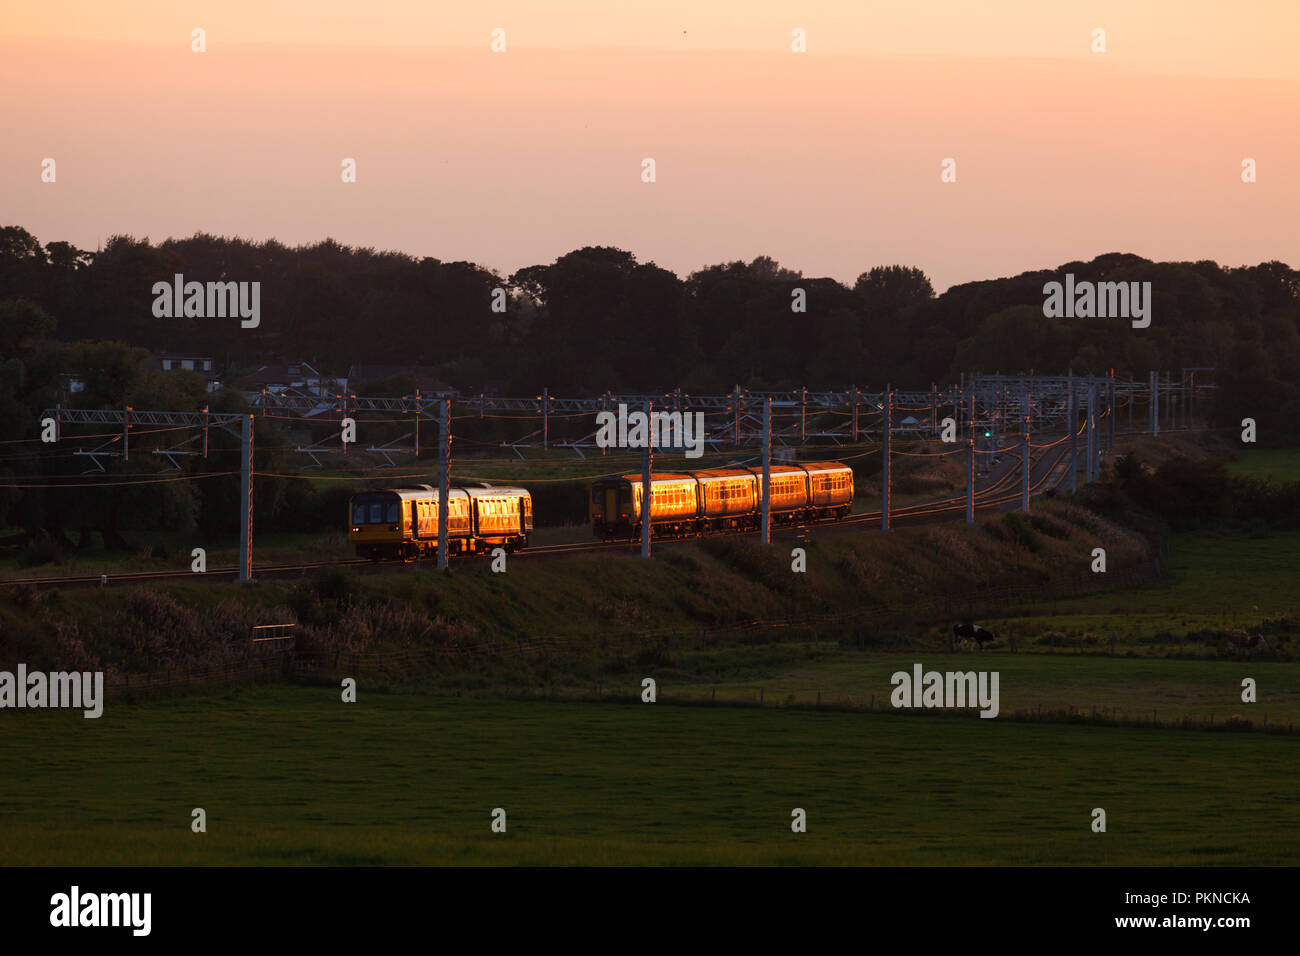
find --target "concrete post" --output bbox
[761,398,772,544]
[1021,393,1030,512]
[641,401,653,559]
[882,386,892,531]
[238,413,253,582]
[438,399,451,570]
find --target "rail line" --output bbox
[0,437,1076,589]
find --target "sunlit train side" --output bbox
[590,461,855,540]
[349,484,532,560]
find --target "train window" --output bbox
[352,503,366,523]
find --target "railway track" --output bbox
[0,437,1076,589]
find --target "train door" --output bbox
[604,487,618,524]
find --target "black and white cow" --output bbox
[1225,633,1269,655]
[953,623,995,650]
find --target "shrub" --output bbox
[313,567,355,606]
[1001,513,1042,553]
[17,533,63,568]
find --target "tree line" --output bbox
[1,223,1297,553]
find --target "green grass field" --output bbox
[1226,447,1300,483]
[985,530,1300,641]
[1,687,1295,865]
[688,651,1300,726]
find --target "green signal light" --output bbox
[984,431,991,438]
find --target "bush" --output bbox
[17,533,63,568]
[1001,513,1041,553]
[313,567,355,606]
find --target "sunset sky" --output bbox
[2,1,1296,290]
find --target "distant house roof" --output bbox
[245,362,325,388]
[144,353,218,379]
[346,365,457,396]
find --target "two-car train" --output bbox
[349,484,533,560]
[349,460,856,560]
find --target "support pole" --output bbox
[413,389,420,458]
[1021,393,1030,512]
[1107,374,1115,452]
[1150,371,1159,436]
[733,386,741,446]
[761,397,772,545]
[959,372,965,438]
[123,406,131,462]
[958,379,965,441]
[882,385,892,531]
[340,393,348,456]
[1069,386,1078,493]
[438,399,450,571]
[541,387,549,450]
[202,404,209,458]
[238,413,253,582]
[1087,384,1097,481]
[1066,369,1076,494]
[930,384,937,436]
[851,386,859,442]
[965,401,975,525]
[641,401,653,559]
[800,386,807,445]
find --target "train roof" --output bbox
[611,472,697,484]
[601,462,851,485]
[693,468,761,480]
[352,484,530,501]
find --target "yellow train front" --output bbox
[350,483,532,560]
[590,461,854,540]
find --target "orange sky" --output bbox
[2,1,1296,290]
